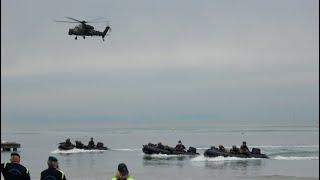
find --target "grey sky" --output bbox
[1,0,319,123]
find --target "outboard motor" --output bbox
[187,147,197,154]
[251,148,261,155]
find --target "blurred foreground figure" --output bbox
[40,156,67,180]
[1,152,30,180]
[112,163,134,180]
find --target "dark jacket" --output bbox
[88,140,95,147]
[40,168,66,180]
[1,162,30,180]
[175,143,186,151]
[240,144,250,152]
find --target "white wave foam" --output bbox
[191,155,262,162]
[272,156,319,160]
[143,154,185,158]
[254,145,319,148]
[196,145,319,150]
[51,149,106,154]
[196,147,210,150]
[190,155,319,162]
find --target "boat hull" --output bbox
[204,148,269,158]
[142,145,199,155]
[58,142,108,151]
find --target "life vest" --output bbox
[57,169,65,179]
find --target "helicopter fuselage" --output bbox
[55,17,110,41]
[68,23,110,41]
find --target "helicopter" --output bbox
[55,17,111,41]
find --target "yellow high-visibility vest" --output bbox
[112,176,134,180]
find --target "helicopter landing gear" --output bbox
[75,36,78,40]
[83,36,85,39]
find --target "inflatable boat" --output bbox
[204,147,269,158]
[58,140,108,151]
[142,143,199,155]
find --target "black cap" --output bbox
[48,156,58,162]
[178,140,182,143]
[118,163,129,175]
[11,152,20,157]
[243,141,246,144]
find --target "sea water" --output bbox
[1,120,319,180]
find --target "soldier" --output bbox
[88,137,95,148]
[175,140,186,152]
[240,141,250,155]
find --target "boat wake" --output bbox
[191,155,262,162]
[272,155,318,160]
[144,154,183,157]
[51,149,106,154]
[143,153,187,159]
[191,155,319,162]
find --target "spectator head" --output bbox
[47,156,58,168]
[10,152,20,163]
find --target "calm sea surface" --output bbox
[1,120,319,180]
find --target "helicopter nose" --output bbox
[68,29,73,35]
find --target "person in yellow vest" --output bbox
[112,163,134,180]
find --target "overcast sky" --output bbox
[1,0,319,124]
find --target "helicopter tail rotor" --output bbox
[102,26,111,39]
[105,21,112,33]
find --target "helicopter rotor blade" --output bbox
[86,21,108,23]
[65,17,83,23]
[88,17,106,22]
[54,20,79,23]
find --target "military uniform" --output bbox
[40,167,66,180]
[1,162,30,180]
